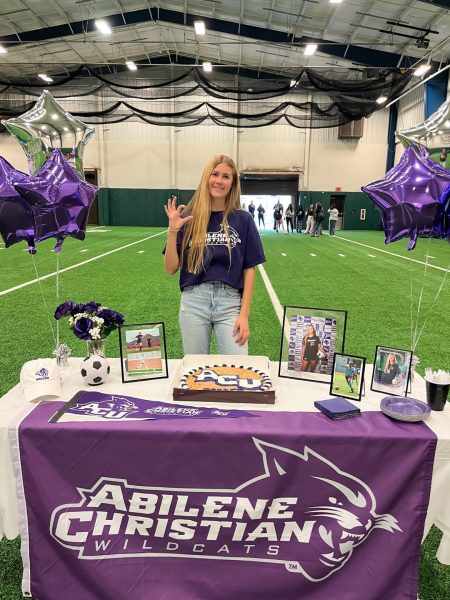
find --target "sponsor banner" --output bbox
[16,403,436,600]
[50,391,257,422]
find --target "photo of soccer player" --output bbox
[119,322,168,383]
[330,353,366,401]
[371,346,412,397]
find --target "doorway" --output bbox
[85,169,99,225]
[330,194,346,231]
[241,194,292,231]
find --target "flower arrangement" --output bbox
[54,300,125,340]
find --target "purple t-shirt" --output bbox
[166,210,265,291]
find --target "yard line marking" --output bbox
[0,230,167,296]
[426,255,436,259]
[338,253,346,257]
[258,264,283,326]
[309,253,316,257]
[138,250,145,254]
[281,253,287,256]
[86,229,112,233]
[367,254,376,258]
[80,249,88,253]
[337,235,448,272]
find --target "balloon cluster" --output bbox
[0,92,97,253]
[362,146,450,250]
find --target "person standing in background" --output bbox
[273,200,284,233]
[312,202,324,237]
[295,204,304,233]
[328,203,339,236]
[305,204,314,234]
[285,204,294,233]
[257,203,265,229]
[248,200,255,220]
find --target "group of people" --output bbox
[245,199,339,235]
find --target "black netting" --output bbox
[0,66,413,128]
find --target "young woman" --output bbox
[344,361,355,393]
[304,204,314,234]
[164,155,265,356]
[257,203,265,228]
[285,204,294,233]
[295,204,304,233]
[382,353,402,386]
[328,203,339,236]
[301,324,328,373]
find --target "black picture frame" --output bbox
[371,345,412,397]
[329,352,366,402]
[118,322,168,383]
[278,306,348,384]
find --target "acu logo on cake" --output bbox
[50,439,401,581]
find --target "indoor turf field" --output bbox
[0,225,449,599]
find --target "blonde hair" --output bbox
[180,155,241,274]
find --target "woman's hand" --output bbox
[164,196,193,231]
[233,314,250,346]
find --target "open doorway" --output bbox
[241,194,292,231]
[330,194,346,231]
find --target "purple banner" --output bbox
[50,391,256,422]
[14,403,436,600]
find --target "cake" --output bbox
[180,364,272,392]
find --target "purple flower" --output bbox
[97,308,125,331]
[54,300,75,320]
[73,317,94,340]
[80,301,101,314]
[70,303,84,317]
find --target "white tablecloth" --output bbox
[1,358,449,564]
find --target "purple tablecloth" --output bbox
[12,400,436,600]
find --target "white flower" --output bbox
[92,316,104,326]
[89,327,102,340]
[68,316,74,326]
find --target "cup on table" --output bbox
[425,381,449,411]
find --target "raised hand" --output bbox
[164,196,193,231]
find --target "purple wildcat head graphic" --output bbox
[71,396,139,419]
[50,438,401,581]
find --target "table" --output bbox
[1,358,450,599]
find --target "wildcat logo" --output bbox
[50,439,401,581]
[71,396,139,420]
[35,368,49,381]
[205,224,241,248]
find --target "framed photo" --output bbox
[278,306,347,384]
[371,346,412,397]
[119,322,168,383]
[330,353,366,402]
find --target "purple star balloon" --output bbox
[0,156,36,253]
[362,146,450,250]
[14,149,98,252]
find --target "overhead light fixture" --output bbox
[95,19,112,35]
[0,45,7,54]
[376,96,388,104]
[126,61,137,71]
[194,21,206,35]
[329,0,343,3]
[304,44,317,56]
[290,80,297,87]
[63,126,69,132]
[445,120,450,128]
[203,62,212,72]
[38,73,53,83]
[51,113,58,120]
[413,63,431,77]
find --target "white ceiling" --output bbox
[0,0,449,82]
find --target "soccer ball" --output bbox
[81,355,111,386]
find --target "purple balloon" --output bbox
[14,149,98,252]
[362,146,450,250]
[0,157,36,253]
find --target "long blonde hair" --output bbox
[181,155,241,274]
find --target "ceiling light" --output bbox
[95,19,112,35]
[203,62,212,72]
[38,73,53,83]
[63,126,69,132]
[413,63,431,77]
[0,45,7,54]
[304,44,317,56]
[376,96,388,104]
[51,113,58,120]
[445,120,450,128]
[126,61,137,71]
[329,0,343,3]
[194,21,206,35]
[290,80,297,87]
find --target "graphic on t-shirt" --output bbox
[189,224,241,249]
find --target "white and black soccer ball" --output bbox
[81,355,111,386]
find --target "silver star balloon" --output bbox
[1,91,95,177]
[396,96,450,152]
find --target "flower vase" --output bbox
[81,338,110,386]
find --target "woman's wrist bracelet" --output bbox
[168,227,180,233]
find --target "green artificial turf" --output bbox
[0,226,449,599]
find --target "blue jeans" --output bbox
[179,282,248,355]
[329,220,337,235]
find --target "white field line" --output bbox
[336,235,449,273]
[309,253,316,257]
[0,230,166,297]
[338,253,346,257]
[257,264,283,327]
